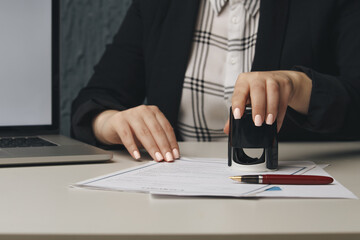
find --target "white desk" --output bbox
[0,141,360,240]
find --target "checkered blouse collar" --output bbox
[209,0,260,17]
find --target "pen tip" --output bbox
[230,176,242,182]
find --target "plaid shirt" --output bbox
[178,0,260,141]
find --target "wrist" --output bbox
[92,110,119,145]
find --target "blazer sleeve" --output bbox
[288,0,360,140]
[71,0,146,146]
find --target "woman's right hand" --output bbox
[92,105,180,162]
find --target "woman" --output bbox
[71,0,360,162]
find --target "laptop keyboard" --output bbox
[0,137,57,148]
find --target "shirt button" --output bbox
[230,57,237,65]
[232,17,239,24]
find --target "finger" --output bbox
[113,119,141,160]
[130,117,165,162]
[250,79,266,127]
[265,79,280,125]
[153,108,180,159]
[277,84,292,132]
[143,108,174,162]
[232,75,250,119]
[223,118,230,135]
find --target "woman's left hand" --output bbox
[223,70,312,134]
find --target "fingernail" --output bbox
[165,152,174,162]
[234,108,241,119]
[255,115,262,127]
[172,148,180,159]
[133,150,141,160]
[155,152,164,162]
[266,114,274,125]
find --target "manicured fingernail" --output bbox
[266,114,274,125]
[133,150,141,160]
[234,108,241,119]
[155,152,164,162]
[172,148,180,159]
[255,114,262,126]
[165,152,174,162]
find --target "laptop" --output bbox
[0,0,112,166]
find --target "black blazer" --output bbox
[71,0,360,146]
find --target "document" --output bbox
[74,158,357,199]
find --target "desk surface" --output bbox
[0,141,360,240]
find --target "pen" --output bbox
[230,174,334,185]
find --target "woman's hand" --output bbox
[92,105,180,162]
[224,70,312,133]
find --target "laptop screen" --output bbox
[0,0,55,128]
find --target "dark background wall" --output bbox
[60,0,131,136]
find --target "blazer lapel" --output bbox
[147,0,200,135]
[252,0,290,71]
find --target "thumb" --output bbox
[223,119,230,135]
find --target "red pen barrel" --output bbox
[262,175,334,185]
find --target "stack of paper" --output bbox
[73,157,357,199]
